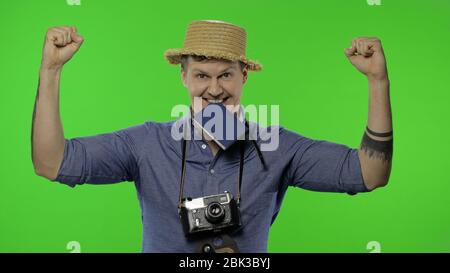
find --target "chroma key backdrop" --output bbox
[1,0,449,253]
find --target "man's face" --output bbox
[181,56,248,114]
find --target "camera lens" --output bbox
[205,202,225,224]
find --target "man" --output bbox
[32,20,393,252]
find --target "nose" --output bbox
[207,78,223,98]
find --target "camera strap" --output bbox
[177,113,267,209]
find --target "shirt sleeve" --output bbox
[51,128,138,187]
[283,128,370,194]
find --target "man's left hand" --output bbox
[344,37,388,81]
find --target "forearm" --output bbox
[358,77,393,190]
[367,77,392,133]
[31,66,65,179]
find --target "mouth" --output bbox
[202,97,230,104]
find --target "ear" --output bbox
[181,68,187,88]
[242,67,248,85]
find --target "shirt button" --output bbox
[201,144,207,149]
[210,169,215,174]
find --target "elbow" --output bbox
[364,175,390,191]
[33,162,58,181]
[358,151,393,191]
[32,149,64,181]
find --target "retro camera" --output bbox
[179,191,241,236]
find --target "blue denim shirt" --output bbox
[53,116,369,252]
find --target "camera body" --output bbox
[179,191,241,237]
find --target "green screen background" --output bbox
[1,0,449,253]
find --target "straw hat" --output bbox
[164,20,262,72]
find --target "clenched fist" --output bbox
[344,37,388,81]
[41,26,84,70]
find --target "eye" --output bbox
[196,74,207,79]
[221,72,232,78]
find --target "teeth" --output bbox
[207,99,223,103]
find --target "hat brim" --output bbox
[164,48,262,72]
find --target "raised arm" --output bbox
[344,37,393,191]
[32,26,84,180]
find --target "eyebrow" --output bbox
[192,66,236,75]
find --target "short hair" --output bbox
[180,55,247,72]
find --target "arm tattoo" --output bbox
[360,126,393,162]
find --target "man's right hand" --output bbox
[41,26,84,70]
